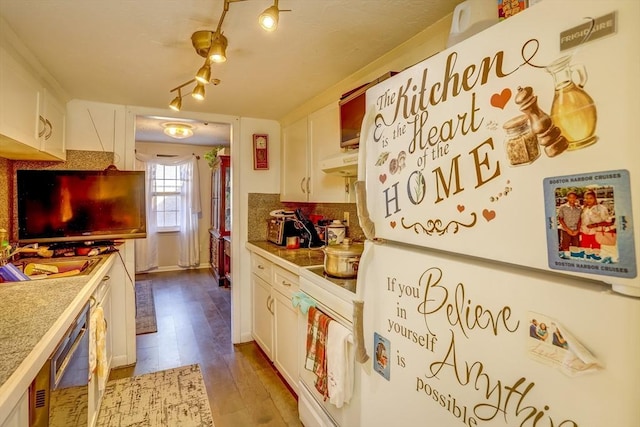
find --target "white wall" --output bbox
[279,14,453,126]
[234,117,281,342]
[135,141,216,271]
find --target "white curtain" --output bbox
[135,153,202,272]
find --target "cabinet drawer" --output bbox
[273,265,299,298]
[251,254,273,283]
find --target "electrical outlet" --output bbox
[343,211,350,227]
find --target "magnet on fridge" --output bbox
[374,332,391,380]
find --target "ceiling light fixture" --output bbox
[169,0,291,110]
[169,90,182,112]
[209,32,228,63]
[162,122,194,139]
[192,82,206,101]
[195,60,212,84]
[259,0,290,32]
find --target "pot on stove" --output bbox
[322,238,364,278]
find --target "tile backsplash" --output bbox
[247,193,364,242]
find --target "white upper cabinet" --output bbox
[281,116,309,202]
[65,99,126,152]
[281,102,348,203]
[0,46,66,161]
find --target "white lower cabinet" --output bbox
[1,390,28,427]
[250,251,301,394]
[273,289,299,393]
[252,273,274,360]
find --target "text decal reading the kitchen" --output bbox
[385,267,579,427]
[370,39,545,221]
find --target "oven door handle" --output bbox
[52,323,88,389]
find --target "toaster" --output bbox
[267,218,302,246]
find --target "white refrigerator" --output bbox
[354,1,640,426]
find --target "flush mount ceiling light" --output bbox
[259,0,291,32]
[163,122,194,139]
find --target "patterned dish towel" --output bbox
[305,306,332,399]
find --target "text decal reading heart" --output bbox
[379,174,387,184]
[490,88,511,109]
[482,209,496,222]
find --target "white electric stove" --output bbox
[297,266,360,427]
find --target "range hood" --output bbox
[320,151,359,177]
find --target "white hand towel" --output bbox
[89,307,97,376]
[94,306,108,391]
[327,321,353,408]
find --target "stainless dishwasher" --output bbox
[30,302,90,427]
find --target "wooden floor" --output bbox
[109,269,302,427]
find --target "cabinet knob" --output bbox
[257,265,264,270]
[306,177,311,194]
[102,275,110,281]
[282,280,291,287]
[300,177,306,193]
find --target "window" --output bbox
[153,164,182,232]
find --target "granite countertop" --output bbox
[246,240,325,271]
[0,254,113,420]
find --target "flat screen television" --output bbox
[17,169,147,244]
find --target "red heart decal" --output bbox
[482,209,496,222]
[457,204,465,212]
[390,221,396,228]
[490,88,511,109]
[379,174,387,184]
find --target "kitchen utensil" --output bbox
[322,238,364,278]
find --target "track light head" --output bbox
[209,32,228,63]
[169,96,182,111]
[195,61,212,84]
[192,83,206,101]
[259,4,279,31]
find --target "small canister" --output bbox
[326,220,346,245]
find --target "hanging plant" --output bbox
[204,146,223,168]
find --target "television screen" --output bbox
[17,169,147,244]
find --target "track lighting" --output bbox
[192,83,206,101]
[195,61,212,84]
[168,0,294,109]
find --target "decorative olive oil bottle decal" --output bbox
[546,56,598,150]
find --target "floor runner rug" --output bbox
[97,364,214,427]
[135,280,157,335]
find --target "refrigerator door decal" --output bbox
[358,0,639,295]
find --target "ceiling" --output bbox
[0,0,458,145]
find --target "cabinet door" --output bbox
[1,389,29,427]
[273,289,299,393]
[65,100,126,151]
[251,274,274,359]
[0,47,41,150]
[40,90,66,160]
[281,116,309,202]
[308,102,348,202]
